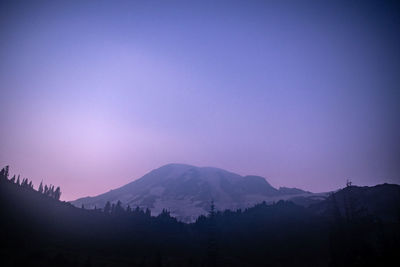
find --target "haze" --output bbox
[0,0,399,200]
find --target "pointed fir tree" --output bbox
[111,203,116,215]
[207,200,218,267]
[49,185,54,197]
[38,181,43,194]
[4,165,9,180]
[104,201,111,214]
[209,200,216,218]
[115,200,124,215]
[145,208,151,217]
[54,186,61,200]
[0,167,5,180]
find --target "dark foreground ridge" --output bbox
[1,166,399,267]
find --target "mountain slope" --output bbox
[71,163,313,221]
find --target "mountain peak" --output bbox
[71,164,309,222]
[157,163,240,174]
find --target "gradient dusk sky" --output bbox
[0,0,399,200]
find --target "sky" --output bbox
[0,0,399,200]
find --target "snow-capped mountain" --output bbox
[71,163,313,222]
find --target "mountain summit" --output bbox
[71,163,311,222]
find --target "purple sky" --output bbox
[1,0,399,200]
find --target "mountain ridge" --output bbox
[71,163,313,222]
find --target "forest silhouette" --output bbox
[0,166,399,267]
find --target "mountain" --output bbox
[71,163,313,222]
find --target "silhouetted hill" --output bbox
[1,167,400,267]
[0,176,187,266]
[310,183,400,222]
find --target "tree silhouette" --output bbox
[207,200,218,267]
[49,185,55,198]
[54,186,61,200]
[111,203,116,214]
[145,208,151,217]
[114,200,124,215]
[21,178,28,188]
[104,201,111,214]
[38,181,43,194]
[0,167,5,180]
[1,165,10,180]
[209,200,216,218]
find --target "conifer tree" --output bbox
[49,185,54,197]
[4,165,9,180]
[111,203,116,214]
[145,208,151,217]
[207,200,218,267]
[114,200,124,215]
[104,201,111,214]
[0,167,5,180]
[208,200,216,219]
[38,181,43,193]
[54,186,61,200]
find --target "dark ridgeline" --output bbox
[0,166,399,267]
[0,166,61,200]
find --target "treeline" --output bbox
[1,165,399,267]
[0,166,61,200]
[83,199,154,219]
[101,200,152,216]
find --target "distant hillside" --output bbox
[310,183,400,223]
[72,163,313,222]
